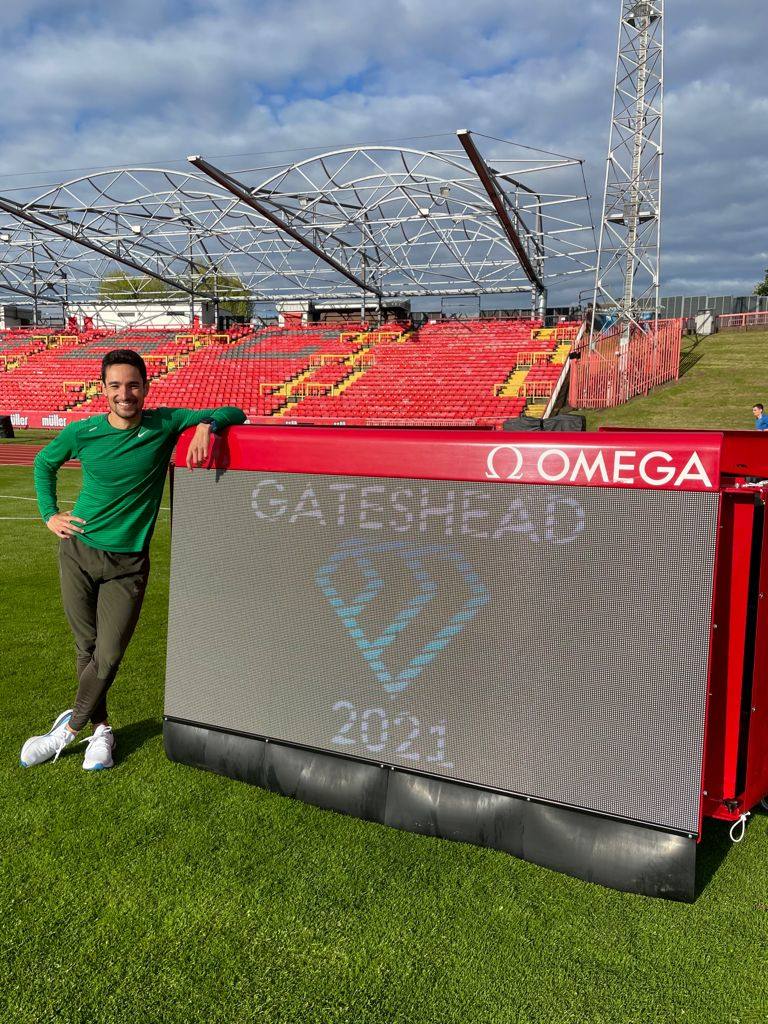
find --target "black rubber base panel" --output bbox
[163,718,697,901]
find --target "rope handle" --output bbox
[729,811,751,843]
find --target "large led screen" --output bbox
[165,470,720,834]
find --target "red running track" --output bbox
[0,444,79,468]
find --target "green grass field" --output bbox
[2,331,768,1023]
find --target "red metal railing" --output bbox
[718,310,768,331]
[553,323,582,341]
[569,319,684,409]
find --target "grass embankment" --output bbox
[1,466,767,1024]
[579,328,768,430]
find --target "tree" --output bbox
[98,266,253,320]
[99,271,171,301]
[211,271,253,320]
[182,264,253,320]
[755,270,768,297]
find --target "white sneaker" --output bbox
[81,724,116,771]
[20,710,76,767]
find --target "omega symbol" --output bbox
[485,444,525,480]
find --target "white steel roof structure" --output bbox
[0,131,596,317]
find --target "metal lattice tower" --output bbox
[591,0,663,343]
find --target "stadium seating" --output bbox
[142,324,369,418]
[0,330,109,412]
[0,319,582,426]
[281,320,546,425]
[0,325,248,413]
[0,327,80,371]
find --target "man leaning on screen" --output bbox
[21,348,246,771]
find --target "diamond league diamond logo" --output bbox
[316,539,490,695]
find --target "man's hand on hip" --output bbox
[186,423,215,469]
[46,512,86,538]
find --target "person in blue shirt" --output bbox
[753,404,768,430]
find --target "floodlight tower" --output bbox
[591,0,663,344]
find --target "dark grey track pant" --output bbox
[58,537,150,731]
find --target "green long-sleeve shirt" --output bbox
[34,406,246,552]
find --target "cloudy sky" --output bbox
[0,0,765,302]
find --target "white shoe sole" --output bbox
[20,709,74,768]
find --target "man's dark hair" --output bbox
[754,403,764,412]
[101,349,147,384]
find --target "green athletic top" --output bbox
[34,406,247,553]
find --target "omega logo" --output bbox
[485,444,713,489]
[485,444,524,480]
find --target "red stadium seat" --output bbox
[0,319,579,427]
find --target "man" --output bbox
[21,348,246,771]
[753,404,768,430]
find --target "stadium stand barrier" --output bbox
[544,321,587,417]
[568,318,684,409]
[717,310,768,331]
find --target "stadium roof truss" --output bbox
[0,131,596,311]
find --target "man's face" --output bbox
[103,363,149,422]
[753,406,762,420]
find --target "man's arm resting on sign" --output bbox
[172,406,247,469]
[186,421,215,469]
[172,406,247,433]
